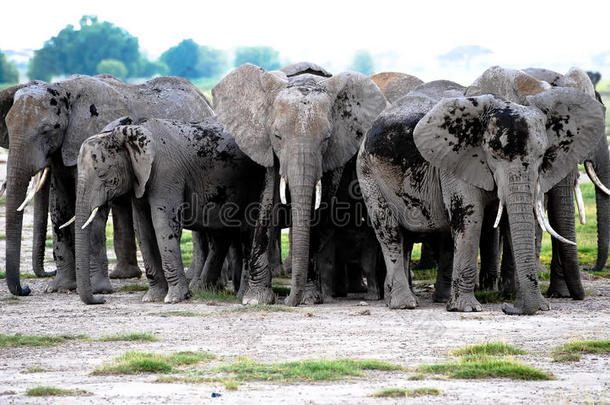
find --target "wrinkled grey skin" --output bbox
[4,75,214,296]
[370,72,424,106]
[358,73,605,315]
[524,68,610,277]
[213,63,387,306]
[74,117,265,304]
[0,83,54,278]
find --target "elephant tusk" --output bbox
[0,180,5,198]
[493,200,504,228]
[535,195,577,246]
[585,161,610,196]
[17,170,44,212]
[280,177,287,204]
[314,179,322,210]
[35,167,50,193]
[59,216,75,230]
[574,183,586,225]
[81,207,99,230]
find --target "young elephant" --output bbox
[74,117,266,304]
[358,75,605,315]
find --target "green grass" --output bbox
[25,386,89,397]
[97,332,159,342]
[217,358,402,382]
[191,288,240,302]
[412,268,436,281]
[159,311,203,317]
[117,284,149,292]
[227,304,296,314]
[417,355,553,380]
[23,366,49,373]
[0,334,88,348]
[0,272,51,279]
[552,340,610,362]
[272,282,291,296]
[223,380,239,390]
[91,351,216,375]
[371,387,442,398]
[451,342,526,356]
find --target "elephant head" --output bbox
[212,63,387,305]
[73,117,154,304]
[370,72,424,106]
[413,87,605,314]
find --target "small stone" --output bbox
[357,301,369,306]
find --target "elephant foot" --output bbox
[164,283,192,303]
[385,288,417,309]
[188,277,203,291]
[243,286,275,305]
[91,274,114,294]
[301,282,324,305]
[142,284,168,302]
[546,283,571,298]
[502,292,550,315]
[45,276,76,293]
[447,293,482,312]
[364,289,382,301]
[109,263,142,279]
[584,265,605,272]
[433,290,451,303]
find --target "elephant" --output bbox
[212,63,387,306]
[73,116,266,304]
[357,71,605,315]
[4,74,214,296]
[370,72,424,106]
[1,83,54,278]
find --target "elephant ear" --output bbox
[0,83,29,149]
[467,66,550,103]
[413,95,498,191]
[323,72,388,171]
[114,124,156,198]
[527,87,606,193]
[370,72,424,106]
[212,63,288,167]
[562,67,596,97]
[279,62,332,78]
[60,76,129,167]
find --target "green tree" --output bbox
[0,51,19,83]
[234,46,280,70]
[27,15,148,80]
[96,59,128,79]
[349,50,374,76]
[197,46,228,78]
[161,39,201,78]
[134,57,169,78]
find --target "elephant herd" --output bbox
[0,62,608,316]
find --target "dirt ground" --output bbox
[1,151,610,404]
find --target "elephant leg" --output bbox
[32,175,55,277]
[363,243,382,300]
[228,236,243,293]
[132,200,167,302]
[446,192,484,312]
[109,196,142,279]
[185,231,208,281]
[88,204,113,294]
[190,232,230,291]
[478,201,500,290]
[433,233,453,303]
[498,228,516,298]
[312,228,335,304]
[46,172,77,293]
[243,167,276,305]
[415,241,437,270]
[587,135,610,271]
[150,200,190,304]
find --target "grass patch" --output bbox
[0,334,88,348]
[417,355,553,380]
[91,351,216,375]
[452,342,526,357]
[1,295,21,304]
[227,304,296,314]
[23,366,49,373]
[159,311,204,317]
[371,387,442,398]
[191,289,239,302]
[272,282,291,296]
[584,269,610,279]
[412,268,436,281]
[223,380,239,390]
[97,333,159,342]
[0,272,49,279]
[217,358,402,382]
[25,386,89,397]
[117,284,149,292]
[552,340,610,362]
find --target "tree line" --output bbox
[0,15,375,84]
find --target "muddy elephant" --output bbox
[358,71,605,315]
[4,74,214,296]
[212,62,387,306]
[74,117,266,304]
[1,83,54,278]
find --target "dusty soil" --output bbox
[1,151,610,404]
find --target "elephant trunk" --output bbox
[74,179,105,304]
[592,136,610,271]
[502,175,547,315]
[547,173,585,299]
[4,152,33,296]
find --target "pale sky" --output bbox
[1,0,609,83]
